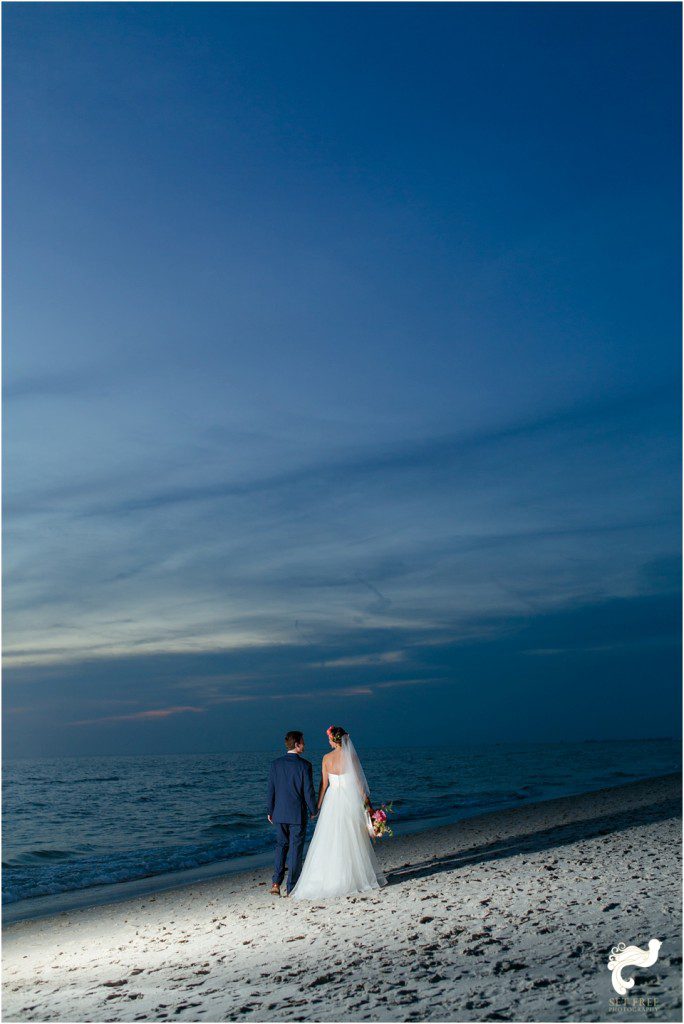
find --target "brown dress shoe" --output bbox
[270,883,281,896]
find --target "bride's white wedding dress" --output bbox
[289,748,387,900]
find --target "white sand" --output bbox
[3,774,681,1023]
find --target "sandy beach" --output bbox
[2,773,681,1023]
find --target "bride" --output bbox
[289,725,387,900]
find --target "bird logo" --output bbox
[607,939,662,995]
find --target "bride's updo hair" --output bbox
[326,725,348,746]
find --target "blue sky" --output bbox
[4,2,681,757]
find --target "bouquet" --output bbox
[364,799,394,839]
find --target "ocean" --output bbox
[3,738,679,920]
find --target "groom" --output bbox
[266,730,318,896]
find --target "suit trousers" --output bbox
[272,822,306,889]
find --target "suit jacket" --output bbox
[267,753,317,824]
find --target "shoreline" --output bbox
[3,771,678,927]
[3,772,682,1022]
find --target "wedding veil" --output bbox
[340,734,371,806]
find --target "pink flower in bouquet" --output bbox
[369,802,394,839]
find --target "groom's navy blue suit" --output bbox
[267,752,317,890]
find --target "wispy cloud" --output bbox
[7,382,672,520]
[4,383,677,680]
[269,686,375,701]
[69,705,205,727]
[374,677,445,690]
[4,369,116,401]
[322,650,406,668]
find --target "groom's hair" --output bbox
[285,730,304,750]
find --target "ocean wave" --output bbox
[47,776,122,785]
[5,848,75,865]
[3,833,273,905]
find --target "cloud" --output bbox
[374,677,445,689]
[6,381,673,521]
[5,396,677,675]
[69,705,205,727]
[3,369,116,401]
[5,588,680,755]
[269,686,374,701]
[323,650,405,668]
[3,376,679,755]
